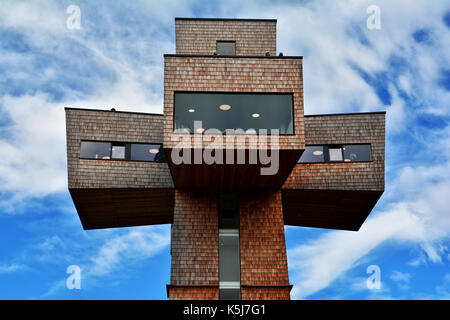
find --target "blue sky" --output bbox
[0,0,449,300]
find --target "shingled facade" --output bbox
[65,18,385,300]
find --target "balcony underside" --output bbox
[165,148,303,190]
[282,189,383,231]
[69,188,175,230]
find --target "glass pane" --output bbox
[217,41,235,55]
[174,92,294,134]
[80,141,111,159]
[343,144,372,162]
[329,148,343,161]
[111,145,125,159]
[218,195,239,229]
[218,194,240,300]
[219,233,240,283]
[130,144,165,162]
[219,289,241,300]
[298,146,325,163]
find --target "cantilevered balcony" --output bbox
[163,55,305,189]
[65,108,174,230]
[282,112,386,231]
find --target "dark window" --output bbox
[218,194,241,300]
[298,146,324,163]
[343,144,371,162]
[217,41,236,55]
[219,195,239,229]
[80,141,111,159]
[80,141,165,162]
[299,144,372,163]
[174,92,294,134]
[219,289,241,300]
[130,143,166,162]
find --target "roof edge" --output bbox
[175,17,277,22]
[64,107,164,117]
[305,111,386,117]
[164,54,302,59]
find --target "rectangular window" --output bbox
[343,144,372,162]
[329,147,343,161]
[219,231,240,283]
[219,287,241,300]
[111,143,126,160]
[174,92,294,135]
[80,141,111,160]
[299,144,372,163]
[218,194,241,300]
[217,41,236,55]
[130,143,166,162]
[298,146,324,163]
[80,141,165,162]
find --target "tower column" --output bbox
[240,190,292,300]
[167,190,219,300]
[168,189,292,300]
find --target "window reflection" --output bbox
[80,141,111,160]
[298,146,324,163]
[343,144,371,162]
[131,144,166,162]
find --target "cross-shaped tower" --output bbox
[65,18,385,300]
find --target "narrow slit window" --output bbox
[80,141,165,162]
[299,144,372,163]
[218,194,241,300]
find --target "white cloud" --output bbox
[0,1,179,204]
[261,0,450,299]
[288,202,426,299]
[87,226,170,278]
[0,263,27,274]
[288,161,450,299]
[0,0,449,299]
[37,225,170,298]
[390,270,411,283]
[385,85,406,134]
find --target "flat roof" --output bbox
[175,17,277,22]
[164,54,302,59]
[64,107,164,117]
[305,111,386,117]
[65,108,386,118]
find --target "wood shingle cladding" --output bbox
[65,18,386,300]
[65,108,174,229]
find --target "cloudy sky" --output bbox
[0,0,449,299]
